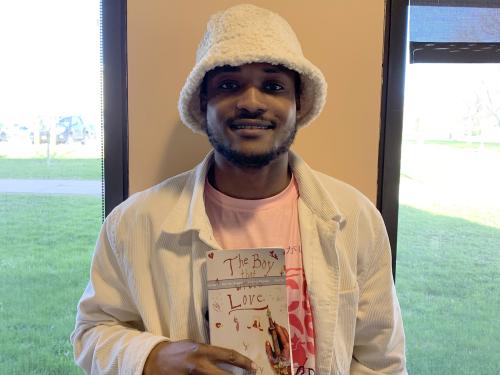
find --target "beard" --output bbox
[205,124,297,168]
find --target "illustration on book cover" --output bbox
[207,248,292,375]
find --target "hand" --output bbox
[143,340,257,375]
[265,323,291,375]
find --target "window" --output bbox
[0,0,128,372]
[380,1,500,373]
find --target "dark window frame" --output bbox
[410,42,500,63]
[411,0,500,7]
[102,0,129,216]
[377,0,409,280]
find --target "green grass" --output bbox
[397,205,500,374]
[0,158,101,180]
[0,194,101,374]
[1,196,499,374]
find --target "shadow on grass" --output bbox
[397,205,500,375]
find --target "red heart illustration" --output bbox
[208,252,214,259]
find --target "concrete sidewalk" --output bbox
[0,179,101,196]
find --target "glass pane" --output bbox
[409,5,500,43]
[397,63,500,374]
[0,1,103,373]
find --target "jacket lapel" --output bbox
[291,152,345,374]
[158,151,220,343]
[299,201,340,375]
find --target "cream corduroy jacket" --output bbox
[71,151,406,375]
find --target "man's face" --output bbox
[201,63,300,168]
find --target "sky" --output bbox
[0,0,101,126]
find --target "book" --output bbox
[207,247,292,375]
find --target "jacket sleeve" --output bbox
[350,218,407,375]
[70,215,168,375]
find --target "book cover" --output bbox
[207,247,292,375]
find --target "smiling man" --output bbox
[202,64,299,170]
[201,63,299,200]
[71,4,406,375]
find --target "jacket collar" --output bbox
[159,151,217,247]
[160,150,346,241]
[288,152,345,226]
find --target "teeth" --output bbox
[232,125,270,129]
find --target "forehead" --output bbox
[205,62,296,81]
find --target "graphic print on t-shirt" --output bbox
[285,245,315,374]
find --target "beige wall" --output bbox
[127,1,386,203]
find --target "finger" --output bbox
[205,345,257,372]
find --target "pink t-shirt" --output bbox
[204,177,316,374]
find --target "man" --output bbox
[71,4,406,374]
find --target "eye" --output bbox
[264,81,285,92]
[218,81,239,90]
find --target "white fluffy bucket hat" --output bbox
[178,4,327,134]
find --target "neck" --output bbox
[209,152,291,199]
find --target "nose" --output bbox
[235,86,267,115]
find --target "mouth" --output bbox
[229,119,275,131]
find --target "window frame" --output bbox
[377,0,409,280]
[102,0,129,216]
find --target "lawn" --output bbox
[0,194,101,374]
[0,158,101,180]
[397,140,500,374]
[1,198,498,374]
[397,205,500,374]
